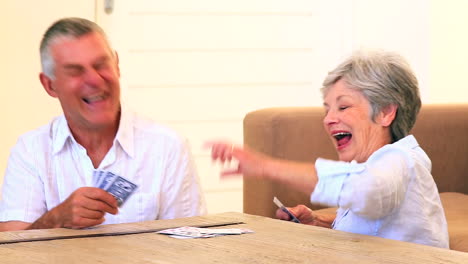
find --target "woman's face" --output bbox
[323,79,394,163]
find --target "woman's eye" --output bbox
[339,106,349,111]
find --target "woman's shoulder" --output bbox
[368,135,429,169]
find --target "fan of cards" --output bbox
[93,170,138,207]
[157,226,254,239]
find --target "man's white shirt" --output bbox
[0,108,206,224]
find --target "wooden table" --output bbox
[0,212,467,263]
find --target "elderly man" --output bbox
[0,17,206,231]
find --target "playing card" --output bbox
[105,175,138,207]
[198,228,254,235]
[157,226,254,239]
[273,196,301,223]
[92,170,104,186]
[157,227,218,238]
[93,170,138,207]
[98,171,118,190]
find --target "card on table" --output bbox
[157,226,254,239]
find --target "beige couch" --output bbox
[243,104,468,252]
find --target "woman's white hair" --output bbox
[322,49,421,142]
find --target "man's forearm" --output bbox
[27,208,62,230]
[0,208,61,231]
[0,221,31,231]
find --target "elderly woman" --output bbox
[208,50,449,248]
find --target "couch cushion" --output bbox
[411,105,468,194]
[440,192,468,252]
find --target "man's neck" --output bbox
[70,122,119,168]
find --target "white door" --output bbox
[0,1,96,191]
[95,0,352,214]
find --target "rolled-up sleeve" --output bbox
[311,147,412,219]
[311,159,365,207]
[0,137,46,223]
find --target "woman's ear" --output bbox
[379,104,398,127]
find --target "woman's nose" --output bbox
[323,109,338,126]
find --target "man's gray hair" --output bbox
[322,50,421,142]
[39,17,111,79]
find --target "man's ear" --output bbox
[39,73,58,98]
[114,50,121,77]
[379,104,398,127]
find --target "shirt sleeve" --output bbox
[311,146,412,219]
[0,137,47,223]
[157,137,207,219]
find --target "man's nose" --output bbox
[83,69,104,87]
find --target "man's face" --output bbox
[42,32,121,132]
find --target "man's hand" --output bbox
[275,204,335,228]
[30,187,119,229]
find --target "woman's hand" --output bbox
[205,141,318,195]
[276,204,335,228]
[205,141,271,178]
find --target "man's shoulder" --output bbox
[9,116,66,156]
[16,116,64,143]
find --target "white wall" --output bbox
[1,0,467,214]
[430,0,468,103]
[351,0,431,101]
[0,0,95,192]
[96,0,353,214]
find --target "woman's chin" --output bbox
[338,152,354,162]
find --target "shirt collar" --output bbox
[52,115,73,155]
[51,107,135,158]
[115,107,135,158]
[394,134,418,148]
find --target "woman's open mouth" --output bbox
[333,132,352,147]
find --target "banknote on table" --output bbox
[93,170,138,207]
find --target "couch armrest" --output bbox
[243,107,336,218]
